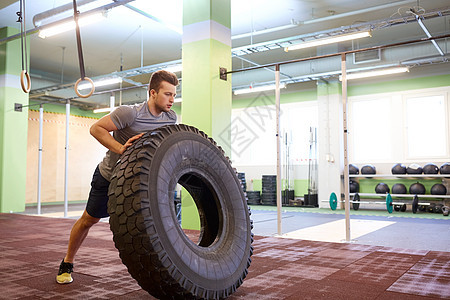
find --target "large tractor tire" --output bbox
[107,124,253,299]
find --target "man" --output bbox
[56,70,179,284]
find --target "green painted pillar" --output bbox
[181,0,232,229]
[0,27,29,213]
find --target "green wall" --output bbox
[348,74,450,96]
[0,27,29,213]
[358,178,443,197]
[251,179,308,197]
[29,101,104,119]
[28,101,181,121]
[232,89,317,109]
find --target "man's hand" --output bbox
[118,133,144,154]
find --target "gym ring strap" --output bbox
[73,0,94,98]
[74,77,95,98]
[20,70,31,93]
[18,0,30,93]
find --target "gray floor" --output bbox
[22,203,450,252]
[251,208,450,252]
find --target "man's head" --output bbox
[148,70,179,95]
[148,70,179,115]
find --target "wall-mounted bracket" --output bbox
[15,103,23,112]
[219,67,227,81]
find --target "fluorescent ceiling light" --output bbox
[339,67,409,81]
[127,0,182,34]
[234,83,286,95]
[78,77,122,90]
[285,31,371,51]
[38,12,106,38]
[164,64,183,73]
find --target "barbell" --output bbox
[328,192,435,214]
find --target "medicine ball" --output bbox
[440,163,450,174]
[423,163,439,175]
[349,180,359,193]
[409,182,426,195]
[349,164,359,175]
[430,183,447,195]
[407,163,423,175]
[375,183,390,194]
[391,163,407,175]
[361,164,376,175]
[392,183,407,194]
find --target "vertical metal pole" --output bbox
[275,64,282,236]
[140,25,144,68]
[110,93,115,109]
[61,46,65,84]
[64,100,70,218]
[341,54,351,242]
[37,104,44,215]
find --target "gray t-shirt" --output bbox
[98,101,177,181]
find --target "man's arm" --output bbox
[90,114,143,155]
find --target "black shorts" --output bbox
[85,165,110,218]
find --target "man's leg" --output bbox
[56,210,100,284]
[57,165,109,284]
[64,210,100,263]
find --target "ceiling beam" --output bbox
[0,0,16,11]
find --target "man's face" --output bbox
[151,81,176,113]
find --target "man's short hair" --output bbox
[149,70,179,94]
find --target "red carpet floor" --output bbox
[0,213,448,299]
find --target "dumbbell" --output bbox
[443,206,449,216]
[394,204,407,212]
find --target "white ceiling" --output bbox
[0,0,449,107]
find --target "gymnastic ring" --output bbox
[74,77,95,98]
[20,70,31,93]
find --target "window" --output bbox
[405,94,447,158]
[351,98,392,162]
[280,102,318,165]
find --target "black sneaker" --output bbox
[56,259,73,284]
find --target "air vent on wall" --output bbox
[353,49,381,64]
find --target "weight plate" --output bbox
[352,193,360,210]
[386,194,393,213]
[412,195,419,214]
[400,204,407,212]
[329,192,337,210]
